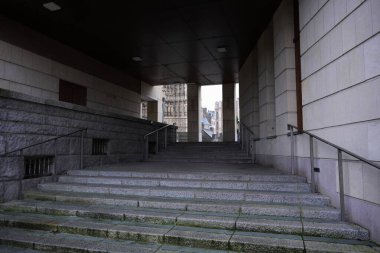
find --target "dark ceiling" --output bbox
[0,0,281,86]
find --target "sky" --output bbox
[201,84,239,111]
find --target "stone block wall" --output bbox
[0,38,141,117]
[0,89,174,202]
[239,0,380,243]
[239,49,260,136]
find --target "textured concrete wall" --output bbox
[0,89,171,202]
[0,39,141,117]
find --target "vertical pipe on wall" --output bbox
[293,0,303,131]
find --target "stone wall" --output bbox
[0,38,142,117]
[0,89,174,202]
[297,0,380,243]
[239,0,380,243]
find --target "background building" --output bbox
[215,101,223,140]
[162,84,187,141]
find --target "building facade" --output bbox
[162,84,187,140]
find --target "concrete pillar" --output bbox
[141,81,163,122]
[147,101,159,122]
[187,84,201,142]
[222,83,236,142]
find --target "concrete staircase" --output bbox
[0,143,379,252]
[149,142,254,163]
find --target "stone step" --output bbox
[58,175,311,192]
[23,191,340,220]
[0,245,44,253]
[151,154,251,159]
[153,150,250,155]
[0,227,234,253]
[67,169,307,183]
[0,202,367,240]
[0,220,376,252]
[37,182,328,205]
[148,158,253,163]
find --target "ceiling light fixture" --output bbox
[43,2,61,11]
[132,56,143,62]
[217,47,227,53]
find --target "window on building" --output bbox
[59,80,87,106]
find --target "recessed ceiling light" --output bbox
[217,47,227,53]
[132,56,143,62]
[43,2,61,11]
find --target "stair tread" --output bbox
[0,206,367,240]
[60,174,309,185]
[24,190,335,209]
[0,221,376,252]
[0,245,43,253]
[1,198,340,217]
[39,182,322,197]
[68,169,306,182]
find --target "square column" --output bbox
[147,101,160,122]
[187,84,201,142]
[222,83,236,142]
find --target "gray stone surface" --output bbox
[230,231,305,252]
[0,93,175,202]
[0,149,377,252]
[164,226,233,250]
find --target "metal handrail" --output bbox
[241,122,254,136]
[287,124,379,222]
[288,124,379,170]
[143,124,177,160]
[1,127,87,199]
[144,124,172,139]
[239,122,255,159]
[2,128,87,157]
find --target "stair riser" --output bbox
[149,159,253,164]
[0,222,305,252]
[152,153,251,157]
[235,222,369,241]
[58,177,311,192]
[0,237,310,253]
[67,170,307,183]
[241,206,340,221]
[22,193,338,220]
[37,184,326,205]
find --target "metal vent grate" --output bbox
[24,156,54,179]
[92,139,108,155]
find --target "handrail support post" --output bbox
[309,135,315,193]
[290,125,295,175]
[155,132,159,154]
[18,149,23,200]
[144,137,149,160]
[80,130,84,169]
[241,127,244,150]
[338,150,346,221]
[164,128,167,150]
